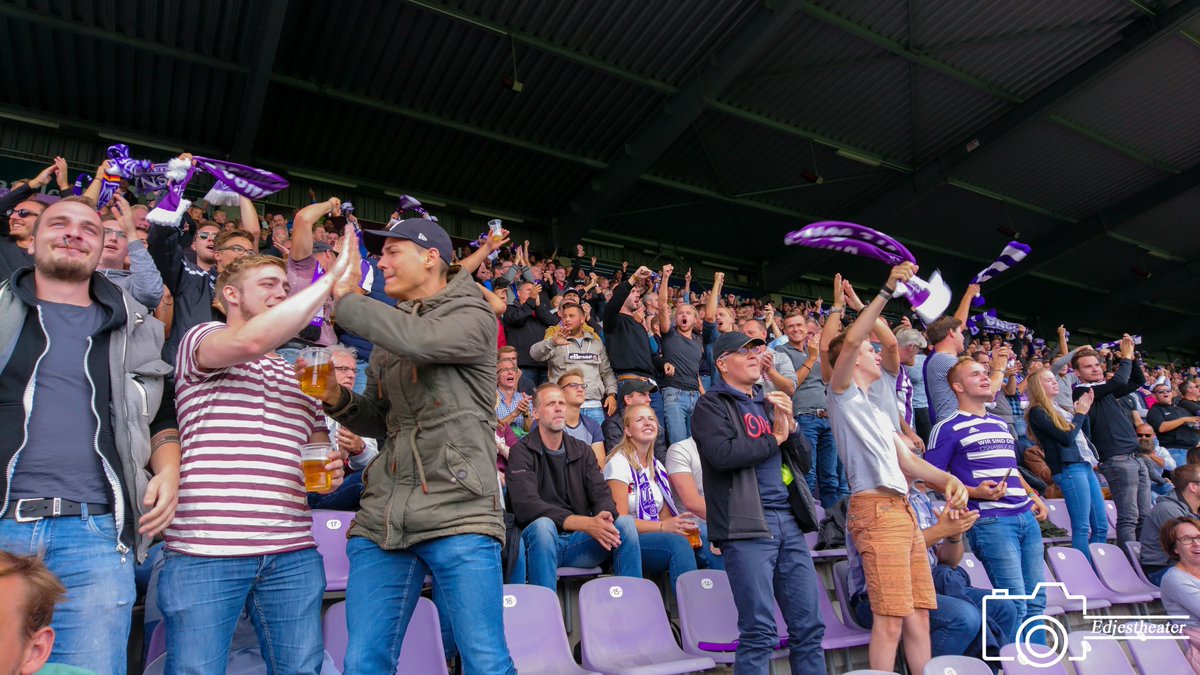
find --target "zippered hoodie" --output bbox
[0,268,175,563]
[692,384,818,544]
[325,268,505,549]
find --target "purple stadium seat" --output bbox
[323,598,449,675]
[815,570,870,650]
[143,622,166,672]
[1046,546,1154,606]
[922,654,992,675]
[844,670,898,674]
[1088,543,1161,600]
[674,570,786,663]
[1123,541,1155,586]
[832,560,867,630]
[578,576,716,674]
[502,584,599,675]
[556,565,602,634]
[310,509,353,592]
[1067,631,1137,675]
[804,530,846,559]
[998,643,1070,674]
[1106,500,1118,531]
[1041,560,1110,612]
[1126,628,1193,673]
[1043,499,1073,543]
[959,553,992,590]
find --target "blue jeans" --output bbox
[343,534,516,674]
[797,413,848,508]
[159,547,326,674]
[695,521,725,572]
[0,511,134,675]
[721,509,826,675]
[580,406,606,426]
[965,512,1046,645]
[1148,565,1171,586]
[521,516,642,589]
[1099,453,1152,546]
[306,470,364,511]
[1168,448,1190,470]
[1054,463,1108,562]
[639,530,698,589]
[662,387,700,446]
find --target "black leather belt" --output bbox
[4,498,112,522]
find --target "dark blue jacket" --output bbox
[1027,406,1097,475]
[692,384,817,543]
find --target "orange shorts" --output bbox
[847,492,937,617]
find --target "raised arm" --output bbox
[953,283,980,325]
[459,228,510,275]
[830,264,915,394]
[705,272,724,324]
[239,196,262,249]
[290,197,339,261]
[819,279,844,383]
[658,264,673,334]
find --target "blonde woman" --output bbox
[1025,368,1104,560]
[604,405,719,586]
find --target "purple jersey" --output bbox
[925,411,1030,517]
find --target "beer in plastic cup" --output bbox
[297,347,332,398]
[677,514,702,549]
[300,443,333,492]
[488,219,504,240]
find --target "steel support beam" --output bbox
[232,0,289,159]
[550,0,806,249]
[986,161,1200,296]
[762,0,1200,291]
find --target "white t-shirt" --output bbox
[827,382,908,495]
[665,438,704,499]
[604,452,666,517]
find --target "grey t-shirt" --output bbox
[827,382,908,495]
[925,351,959,424]
[11,302,110,504]
[777,343,826,412]
[869,369,902,433]
[660,328,703,391]
[1161,567,1200,629]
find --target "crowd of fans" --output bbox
[1,151,1199,674]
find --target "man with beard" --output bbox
[506,384,641,590]
[148,190,259,364]
[0,195,180,674]
[96,195,164,309]
[159,237,353,672]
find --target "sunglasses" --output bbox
[196,232,217,240]
[1137,433,1154,438]
[7,208,39,219]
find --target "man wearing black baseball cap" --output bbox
[602,378,668,461]
[307,216,516,673]
[692,331,826,673]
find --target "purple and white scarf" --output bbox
[630,459,678,522]
[969,241,1031,306]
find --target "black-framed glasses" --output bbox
[218,245,255,255]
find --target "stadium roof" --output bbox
[1,0,1197,351]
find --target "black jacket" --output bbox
[1027,406,1098,475]
[506,431,616,530]
[148,223,217,365]
[502,299,556,369]
[1073,358,1145,461]
[692,388,818,544]
[602,281,655,377]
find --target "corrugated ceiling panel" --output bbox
[451,0,761,85]
[1054,36,1200,170]
[949,120,1170,218]
[1111,185,1200,259]
[272,0,665,162]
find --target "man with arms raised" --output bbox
[824,264,968,674]
[310,219,517,674]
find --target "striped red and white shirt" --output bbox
[166,322,325,557]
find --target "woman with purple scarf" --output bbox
[603,405,723,587]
